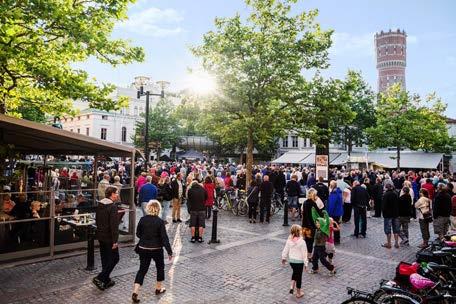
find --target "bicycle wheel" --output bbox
[340,296,377,304]
[270,204,276,215]
[372,289,388,303]
[237,199,248,216]
[380,294,420,304]
[231,198,239,215]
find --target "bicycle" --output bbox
[270,191,284,216]
[216,189,241,215]
[236,190,248,216]
[340,287,377,304]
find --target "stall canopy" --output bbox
[178,149,205,160]
[0,114,140,157]
[271,151,311,164]
[272,149,444,169]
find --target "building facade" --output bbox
[61,82,165,146]
[375,29,407,92]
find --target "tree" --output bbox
[191,0,332,187]
[332,71,376,155]
[133,98,181,161]
[0,0,144,118]
[291,73,356,178]
[366,84,454,170]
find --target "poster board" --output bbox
[315,155,328,180]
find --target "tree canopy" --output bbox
[133,98,181,161]
[0,0,144,118]
[191,0,332,186]
[366,84,454,169]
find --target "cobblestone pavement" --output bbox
[0,208,425,304]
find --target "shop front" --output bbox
[0,114,139,265]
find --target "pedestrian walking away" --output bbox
[187,180,208,243]
[132,200,173,303]
[93,186,120,291]
[259,175,273,223]
[281,224,308,299]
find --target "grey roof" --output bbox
[0,114,139,157]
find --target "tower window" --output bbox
[101,128,107,140]
[121,127,127,142]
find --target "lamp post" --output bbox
[134,76,169,166]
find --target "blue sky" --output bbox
[76,0,456,117]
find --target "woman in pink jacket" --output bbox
[203,176,215,219]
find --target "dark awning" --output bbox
[0,114,139,157]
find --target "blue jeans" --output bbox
[288,196,298,209]
[161,200,170,221]
[384,218,400,235]
[353,206,367,236]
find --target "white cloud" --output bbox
[116,7,184,37]
[330,32,375,57]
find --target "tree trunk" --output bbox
[239,150,244,165]
[156,147,161,161]
[396,145,401,171]
[246,128,254,191]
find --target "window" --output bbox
[86,115,90,119]
[309,139,313,147]
[303,138,307,148]
[101,128,107,140]
[86,128,89,136]
[102,115,108,120]
[282,137,288,148]
[70,129,73,132]
[291,136,298,148]
[77,128,80,134]
[121,127,127,142]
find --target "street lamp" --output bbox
[134,76,170,165]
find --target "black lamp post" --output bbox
[134,77,169,165]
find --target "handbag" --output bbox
[419,207,433,223]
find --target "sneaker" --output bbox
[328,258,333,264]
[177,219,182,223]
[309,269,318,274]
[132,293,140,303]
[197,237,203,243]
[191,237,196,243]
[330,269,337,276]
[289,288,294,294]
[360,234,366,239]
[172,219,177,223]
[92,277,106,291]
[350,234,359,238]
[105,279,115,288]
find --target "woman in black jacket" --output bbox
[132,200,173,303]
[247,180,260,223]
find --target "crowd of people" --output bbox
[3,158,456,300]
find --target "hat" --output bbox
[160,171,169,178]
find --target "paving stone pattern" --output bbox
[0,209,427,304]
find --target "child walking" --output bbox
[281,224,308,299]
[310,209,336,275]
[326,217,340,264]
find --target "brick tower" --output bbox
[375,29,407,92]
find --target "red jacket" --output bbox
[204,182,215,207]
[421,182,435,201]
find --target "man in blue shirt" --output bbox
[138,176,158,216]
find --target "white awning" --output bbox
[369,152,443,169]
[271,152,310,164]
